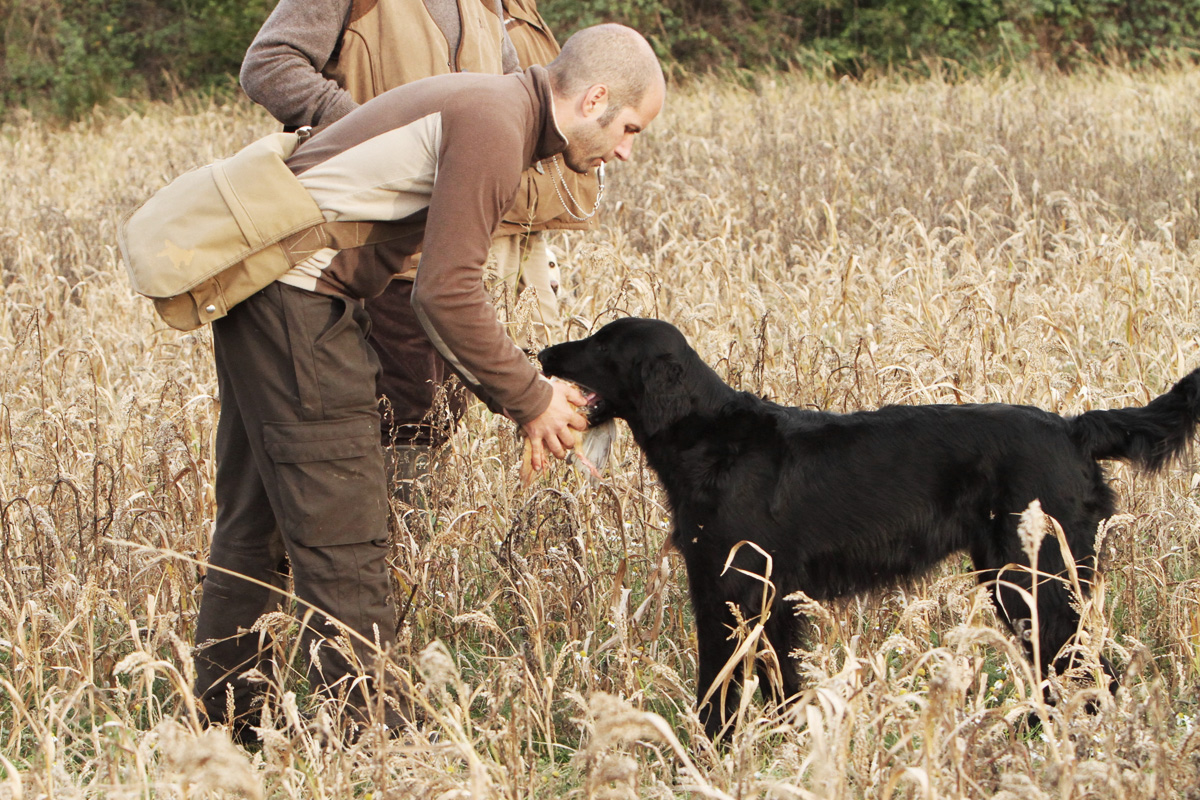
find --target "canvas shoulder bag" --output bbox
[119,130,400,331]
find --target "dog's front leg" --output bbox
[760,609,803,708]
[693,606,743,742]
[686,578,748,743]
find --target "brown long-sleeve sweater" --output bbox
[283,67,564,424]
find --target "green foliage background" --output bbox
[538,0,1200,72]
[2,0,1199,119]
[2,0,275,118]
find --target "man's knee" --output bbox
[290,537,396,640]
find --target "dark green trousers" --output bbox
[193,283,396,726]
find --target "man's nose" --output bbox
[614,134,634,161]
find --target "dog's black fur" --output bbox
[539,317,1200,739]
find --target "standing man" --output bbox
[193,24,665,739]
[493,0,602,348]
[240,0,600,504]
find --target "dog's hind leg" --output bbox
[971,516,1115,694]
[1029,517,1120,694]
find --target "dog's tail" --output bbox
[1070,367,1200,472]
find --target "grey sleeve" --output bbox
[497,0,520,74]
[239,0,360,128]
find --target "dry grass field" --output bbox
[2,64,1200,798]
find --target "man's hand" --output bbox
[520,378,589,482]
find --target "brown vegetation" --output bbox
[2,66,1200,797]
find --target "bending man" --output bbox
[192,23,666,739]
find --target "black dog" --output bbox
[539,317,1200,739]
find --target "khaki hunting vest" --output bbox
[323,0,598,234]
[324,0,507,103]
[499,0,601,233]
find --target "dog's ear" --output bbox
[638,353,691,437]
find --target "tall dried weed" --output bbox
[2,69,1200,797]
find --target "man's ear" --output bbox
[579,84,609,120]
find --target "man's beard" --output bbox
[561,147,595,174]
[561,123,606,174]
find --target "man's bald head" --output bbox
[547,24,665,126]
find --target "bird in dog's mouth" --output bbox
[573,385,607,421]
[519,379,616,486]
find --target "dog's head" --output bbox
[539,317,713,438]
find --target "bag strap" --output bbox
[273,218,415,266]
[324,219,413,249]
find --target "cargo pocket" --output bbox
[263,415,388,547]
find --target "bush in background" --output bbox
[537,0,1200,74]
[2,0,1199,119]
[2,0,273,119]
